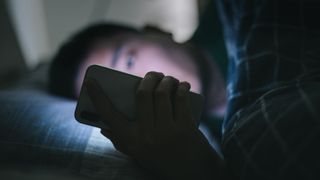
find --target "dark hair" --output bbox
[48,23,226,116]
[48,23,139,98]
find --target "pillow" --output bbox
[0,89,152,179]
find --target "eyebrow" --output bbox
[111,45,124,67]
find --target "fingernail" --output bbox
[145,71,164,78]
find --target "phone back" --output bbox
[75,65,204,128]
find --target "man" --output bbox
[0,22,226,179]
[84,1,320,180]
[49,24,226,120]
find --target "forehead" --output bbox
[114,34,195,59]
[91,32,199,71]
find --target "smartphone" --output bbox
[75,65,204,129]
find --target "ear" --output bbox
[142,25,173,40]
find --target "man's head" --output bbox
[49,23,226,116]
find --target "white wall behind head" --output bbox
[7,0,198,69]
[7,0,50,69]
[104,0,198,42]
[43,0,98,57]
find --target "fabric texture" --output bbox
[217,0,320,179]
[0,89,152,179]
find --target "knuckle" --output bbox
[145,71,157,76]
[176,82,190,97]
[145,71,164,79]
[165,76,179,84]
[180,81,191,89]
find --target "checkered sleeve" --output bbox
[216,0,320,179]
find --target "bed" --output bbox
[0,65,155,180]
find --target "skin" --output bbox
[76,34,229,179]
[85,73,227,179]
[75,34,202,97]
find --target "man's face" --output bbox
[75,34,202,97]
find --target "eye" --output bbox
[126,52,135,69]
[111,45,123,67]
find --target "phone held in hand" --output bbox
[75,65,204,129]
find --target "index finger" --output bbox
[174,82,195,128]
[136,72,164,134]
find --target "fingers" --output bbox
[137,72,188,129]
[85,79,127,131]
[136,72,164,134]
[173,82,195,127]
[154,76,179,128]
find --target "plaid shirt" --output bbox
[217,0,320,179]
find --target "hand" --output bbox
[85,72,225,180]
